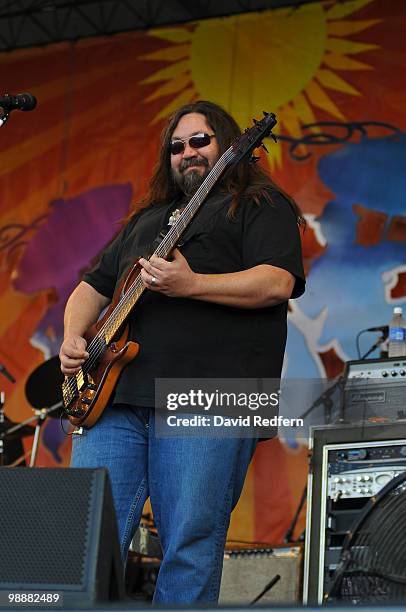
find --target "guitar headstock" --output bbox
[230,112,277,165]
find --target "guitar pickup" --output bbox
[66,407,86,417]
[81,397,92,405]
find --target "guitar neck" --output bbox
[154,148,232,258]
[103,279,144,345]
[90,147,234,351]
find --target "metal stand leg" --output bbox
[29,411,48,467]
[1,401,62,467]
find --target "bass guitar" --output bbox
[62,111,277,428]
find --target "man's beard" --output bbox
[173,158,210,197]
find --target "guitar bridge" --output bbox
[62,370,96,417]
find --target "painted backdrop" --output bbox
[0,0,405,543]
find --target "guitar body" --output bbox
[63,262,142,428]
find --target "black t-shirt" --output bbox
[83,190,305,406]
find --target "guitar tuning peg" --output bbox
[270,132,277,143]
[253,118,259,125]
[261,143,269,153]
[262,111,269,117]
[250,155,260,164]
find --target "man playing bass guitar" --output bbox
[59,100,305,604]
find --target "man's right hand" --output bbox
[59,335,89,375]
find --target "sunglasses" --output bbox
[169,132,215,155]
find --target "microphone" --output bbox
[366,325,389,334]
[0,93,37,112]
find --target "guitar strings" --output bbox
[63,147,235,399]
[84,152,231,366]
[83,149,234,363]
[63,148,233,398]
[90,152,232,352]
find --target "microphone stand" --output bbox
[283,484,307,543]
[0,401,62,467]
[360,332,387,360]
[299,376,344,424]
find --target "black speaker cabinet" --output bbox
[0,467,124,606]
[303,422,406,605]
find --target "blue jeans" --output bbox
[71,404,257,604]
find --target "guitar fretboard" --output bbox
[84,146,235,370]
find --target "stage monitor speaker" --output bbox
[219,546,302,605]
[0,467,124,606]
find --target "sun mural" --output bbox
[140,0,379,166]
[0,0,403,545]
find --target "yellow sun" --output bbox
[140,0,379,166]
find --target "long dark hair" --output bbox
[139,100,304,224]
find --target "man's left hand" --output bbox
[139,249,196,297]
